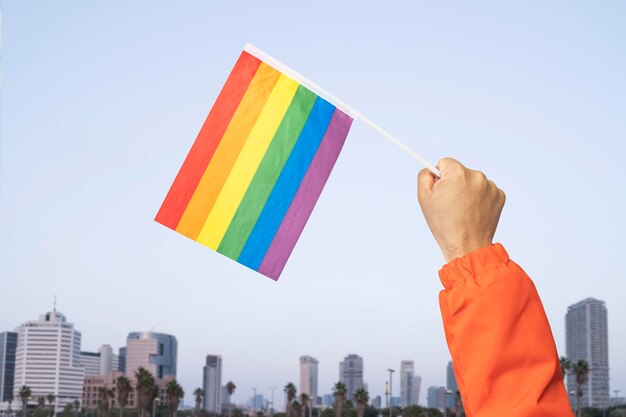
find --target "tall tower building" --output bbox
[411,376,421,406]
[13,311,85,412]
[399,360,414,407]
[446,362,458,409]
[118,347,127,373]
[299,356,319,402]
[339,354,364,401]
[0,332,17,402]
[566,297,609,408]
[125,331,177,379]
[202,355,222,413]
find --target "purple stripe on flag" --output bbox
[258,109,353,280]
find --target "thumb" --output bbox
[417,168,436,201]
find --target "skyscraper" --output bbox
[566,297,609,408]
[400,360,414,407]
[13,310,85,412]
[0,332,17,402]
[299,356,319,402]
[446,362,458,409]
[339,354,364,400]
[426,387,447,411]
[202,355,222,413]
[125,331,177,379]
[118,347,127,373]
[411,376,421,407]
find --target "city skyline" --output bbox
[0,307,460,408]
[1,298,623,410]
[2,0,625,412]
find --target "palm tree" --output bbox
[284,383,297,417]
[193,388,203,417]
[560,357,571,381]
[8,394,15,417]
[299,394,310,417]
[98,387,114,416]
[353,389,368,417]
[72,401,80,417]
[226,382,236,417]
[571,359,590,417]
[166,380,185,417]
[291,401,301,417]
[116,376,133,417]
[332,383,346,417]
[46,394,56,417]
[135,368,158,417]
[19,386,32,417]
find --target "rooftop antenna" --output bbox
[53,294,57,312]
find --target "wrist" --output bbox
[442,240,493,262]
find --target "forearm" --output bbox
[439,244,573,417]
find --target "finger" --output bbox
[437,157,465,176]
[418,168,436,200]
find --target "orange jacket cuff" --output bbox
[439,243,509,290]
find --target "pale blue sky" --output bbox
[2,0,625,408]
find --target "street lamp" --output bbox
[152,397,160,417]
[268,387,277,417]
[387,369,394,417]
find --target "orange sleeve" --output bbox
[438,243,573,417]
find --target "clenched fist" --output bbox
[418,158,506,262]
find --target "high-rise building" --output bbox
[566,297,609,408]
[13,310,85,412]
[300,356,319,402]
[202,355,222,413]
[411,376,421,407]
[426,387,446,411]
[249,394,264,410]
[446,362,458,409]
[220,386,230,414]
[80,345,120,376]
[400,360,415,407]
[339,354,364,400]
[118,347,127,373]
[371,396,381,409]
[0,332,17,402]
[125,331,177,379]
[80,351,101,376]
[322,394,334,407]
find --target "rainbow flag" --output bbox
[155,44,354,280]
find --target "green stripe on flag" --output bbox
[217,85,317,260]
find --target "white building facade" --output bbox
[80,344,120,376]
[566,297,610,408]
[13,310,85,412]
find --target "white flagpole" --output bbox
[243,43,441,178]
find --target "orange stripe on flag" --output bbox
[155,51,261,230]
[175,62,281,240]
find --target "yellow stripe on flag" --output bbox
[196,74,299,249]
[175,63,280,240]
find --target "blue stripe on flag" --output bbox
[238,97,336,270]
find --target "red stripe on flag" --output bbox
[155,51,262,229]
